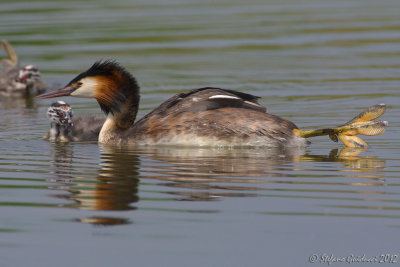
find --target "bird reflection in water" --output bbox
[300,147,385,176]
[80,146,140,211]
[136,146,386,201]
[47,144,386,225]
[49,144,140,226]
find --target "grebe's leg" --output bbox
[293,104,388,148]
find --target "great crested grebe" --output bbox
[0,40,47,96]
[38,60,388,147]
[44,101,104,142]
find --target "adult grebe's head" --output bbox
[38,60,140,116]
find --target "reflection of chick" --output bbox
[0,40,47,96]
[43,101,105,142]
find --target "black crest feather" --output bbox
[68,60,140,115]
[68,60,127,85]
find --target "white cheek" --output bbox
[70,77,97,98]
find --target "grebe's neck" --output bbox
[102,90,140,129]
[96,64,140,143]
[99,94,140,144]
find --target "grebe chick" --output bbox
[44,101,73,141]
[44,101,105,142]
[38,60,387,147]
[0,40,47,97]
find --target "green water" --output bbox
[0,0,399,266]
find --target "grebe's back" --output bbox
[127,87,304,147]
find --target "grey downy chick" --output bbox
[44,101,105,142]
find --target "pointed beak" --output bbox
[37,86,74,99]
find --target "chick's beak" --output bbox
[16,73,29,83]
[37,86,74,99]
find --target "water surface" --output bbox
[1,0,400,266]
